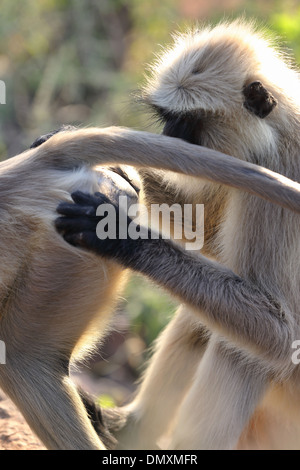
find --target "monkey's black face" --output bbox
[155,80,278,149]
[154,107,203,146]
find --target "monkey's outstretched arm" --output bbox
[28,126,300,213]
[56,192,292,367]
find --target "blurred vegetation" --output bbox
[1,0,300,404]
[0,0,180,157]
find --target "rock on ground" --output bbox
[0,390,45,450]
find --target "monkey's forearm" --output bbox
[30,126,300,213]
[98,234,290,360]
[56,194,291,365]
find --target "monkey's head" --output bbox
[142,20,300,166]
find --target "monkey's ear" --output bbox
[243,81,277,119]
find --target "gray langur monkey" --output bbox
[56,21,300,450]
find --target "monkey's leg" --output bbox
[0,358,105,450]
[108,305,210,450]
[0,237,125,450]
[169,335,268,450]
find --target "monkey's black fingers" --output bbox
[57,202,95,217]
[30,125,76,148]
[94,192,112,204]
[71,191,98,206]
[71,191,112,208]
[55,216,98,234]
[64,231,98,250]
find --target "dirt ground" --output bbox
[0,390,45,450]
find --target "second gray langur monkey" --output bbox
[56,20,300,450]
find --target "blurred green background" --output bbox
[1,0,300,406]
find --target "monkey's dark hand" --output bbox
[30,125,77,148]
[55,191,149,263]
